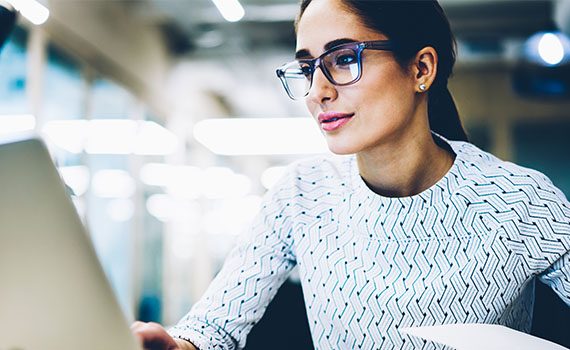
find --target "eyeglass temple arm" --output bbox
[363,41,396,50]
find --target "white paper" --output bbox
[400,323,570,350]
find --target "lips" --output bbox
[317,112,354,132]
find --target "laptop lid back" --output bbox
[0,138,141,350]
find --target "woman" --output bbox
[133,0,570,349]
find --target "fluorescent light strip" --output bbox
[0,114,36,134]
[41,119,178,155]
[211,0,244,22]
[7,0,49,25]
[193,117,328,155]
[140,163,252,199]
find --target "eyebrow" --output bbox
[295,38,358,59]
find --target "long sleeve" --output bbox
[168,169,298,350]
[538,249,570,307]
[504,168,570,306]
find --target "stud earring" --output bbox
[419,84,427,91]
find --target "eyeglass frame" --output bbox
[275,40,396,100]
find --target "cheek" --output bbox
[305,99,319,117]
[361,70,415,112]
[348,77,416,134]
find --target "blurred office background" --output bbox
[1,0,570,348]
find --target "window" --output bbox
[0,27,28,114]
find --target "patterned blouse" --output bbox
[169,138,570,350]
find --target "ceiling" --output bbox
[125,0,560,56]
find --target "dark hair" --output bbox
[296,0,468,142]
[0,3,17,52]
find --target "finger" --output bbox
[129,321,181,350]
[132,321,163,336]
[130,322,152,342]
[132,321,153,330]
[147,321,164,328]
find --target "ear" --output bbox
[412,46,438,93]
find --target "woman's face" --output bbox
[296,0,420,155]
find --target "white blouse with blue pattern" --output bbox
[169,139,570,350]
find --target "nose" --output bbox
[306,66,337,105]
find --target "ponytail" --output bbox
[428,86,469,142]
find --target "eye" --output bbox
[336,53,357,66]
[300,64,314,77]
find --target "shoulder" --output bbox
[449,140,570,220]
[448,141,570,270]
[451,141,562,192]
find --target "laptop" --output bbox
[0,137,142,350]
[401,323,570,350]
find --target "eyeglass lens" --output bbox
[282,47,361,99]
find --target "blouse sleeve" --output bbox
[538,249,570,307]
[167,167,298,350]
[512,171,570,307]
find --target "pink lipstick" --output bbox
[318,112,354,132]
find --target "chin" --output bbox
[325,140,360,155]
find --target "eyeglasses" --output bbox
[275,40,396,100]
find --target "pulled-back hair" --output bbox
[296,0,468,142]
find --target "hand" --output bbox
[131,321,197,350]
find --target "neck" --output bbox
[356,126,455,198]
